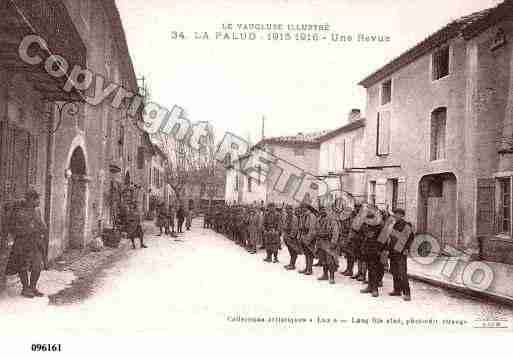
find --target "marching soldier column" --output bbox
[209,201,414,302]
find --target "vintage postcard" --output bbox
[1,0,513,355]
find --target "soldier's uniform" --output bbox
[236,208,244,245]
[387,215,414,301]
[338,209,356,276]
[168,205,176,236]
[247,208,259,254]
[204,206,212,229]
[126,205,147,249]
[263,204,281,263]
[176,206,185,233]
[257,207,265,249]
[315,208,340,284]
[185,206,193,231]
[360,215,385,297]
[241,208,250,248]
[298,206,317,275]
[350,205,367,281]
[155,202,169,236]
[4,191,48,298]
[229,208,236,240]
[283,206,301,270]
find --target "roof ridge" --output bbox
[359,1,505,87]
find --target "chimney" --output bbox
[348,109,361,122]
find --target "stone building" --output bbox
[148,144,167,214]
[0,0,150,292]
[358,0,513,262]
[225,132,323,206]
[318,110,367,207]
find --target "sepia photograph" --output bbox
[1,0,513,355]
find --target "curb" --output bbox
[408,272,513,307]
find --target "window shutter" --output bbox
[477,178,495,236]
[396,178,407,211]
[378,111,391,155]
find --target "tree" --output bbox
[151,117,216,206]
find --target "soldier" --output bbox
[4,189,48,298]
[176,204,185,233]
[315,207,340,284]
[213,205,220,232]
[235,207,244,245]
[339,208,356,276]
[257,206,265,250]
[126,202,147,249]
[155,201,168,236]
[204,205,212,229]
[283,205,301,270]
[241,207,250,249]
[247,207,259,254]
[360,212,385,297]
[351,204,367,282]
[263,203,281,263]
[185,204,193,231]
[385,208,413,301]
[298,204,317,275]
[168,203,177,237]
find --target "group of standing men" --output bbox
[206,201,414,301]
[155,202,193,237]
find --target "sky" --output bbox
[116,0,500,143]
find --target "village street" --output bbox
[1,219,512,336]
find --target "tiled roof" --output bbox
[257,130,330,146]
[359,1,511,87]
[317,119,366,143]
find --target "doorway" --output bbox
[418,173,457,248]
[67,146,88,249]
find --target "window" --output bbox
[430,108,447,161]
[432,46,450,80]
[381,79,392,105]
[499,178,511,235]
[369,181,377,205]
[376,111,391,156]
[391,179,399,211]
[248,177,252,192]
[0,122,38,202]
[491,28,506,51]
[294,147,305,156]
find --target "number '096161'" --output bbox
[31,344,62,352]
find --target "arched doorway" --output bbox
[67,146,88,249]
